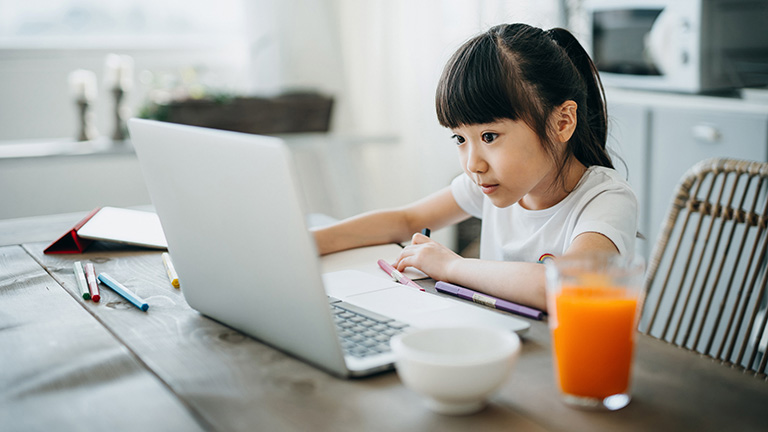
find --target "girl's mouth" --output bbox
[479,184,499,194]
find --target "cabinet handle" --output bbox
[691,124,721,143]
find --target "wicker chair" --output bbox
[640,158,768,376]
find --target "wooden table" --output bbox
[2,211,768,431]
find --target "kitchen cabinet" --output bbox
[606,102,650,255]
[605,88,768,258]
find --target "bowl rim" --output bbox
[390,326,521,367]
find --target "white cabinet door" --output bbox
[648,108,768,249]
[608,102,650,257]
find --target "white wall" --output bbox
[0,151,150,220]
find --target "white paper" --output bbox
[319,243,428,279]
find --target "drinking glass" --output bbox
[545,253,645,411]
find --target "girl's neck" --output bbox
[519,159,587,210]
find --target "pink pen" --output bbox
[377,259,425,291]
[84,262,101,302]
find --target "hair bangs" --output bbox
[436,34,522,129]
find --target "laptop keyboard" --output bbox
[330,302,410,358]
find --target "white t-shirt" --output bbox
[450,166,638,262]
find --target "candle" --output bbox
[104,53,134,90]
[68,69,97,101]
[119,55,134,90]
[103,53,123,89]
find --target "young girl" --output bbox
[312,23,638,311]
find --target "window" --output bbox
[0,0,246,47]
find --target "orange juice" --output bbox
[552,286,638,399]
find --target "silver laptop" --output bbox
[128,119,530,378]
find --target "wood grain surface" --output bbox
[23,241,549,432]
[0,244,204,432]
[2,231,768,431]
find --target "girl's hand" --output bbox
[394,233,462,281]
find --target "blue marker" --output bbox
[97,272,149,312]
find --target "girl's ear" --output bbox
[553,100,578,143]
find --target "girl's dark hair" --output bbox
[436,24,613,185]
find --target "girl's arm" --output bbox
[397,230,619,311]
[312,186,471,256]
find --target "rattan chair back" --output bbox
[641,158,768,376]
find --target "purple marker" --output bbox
[435,281,544,320]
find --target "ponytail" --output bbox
[546,27,612,169]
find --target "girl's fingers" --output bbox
[395,245,417,271]
[395,256,413,272]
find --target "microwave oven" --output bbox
[584,0,768,93]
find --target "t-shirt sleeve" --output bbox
[450,173,484,219]
[570,185,639,257]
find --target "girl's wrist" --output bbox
[444,254,465,282]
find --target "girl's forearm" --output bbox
[312,209,414,256]
[312,187,469,256]
[446,258,548,311]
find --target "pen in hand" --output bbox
[378,228,431,291]
[377,259,425,291]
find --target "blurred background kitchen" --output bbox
[1,0,767,257]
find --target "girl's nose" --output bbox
[466,145,488,174]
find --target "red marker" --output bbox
[84,263,101,302]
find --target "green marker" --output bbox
[73,261,91,300]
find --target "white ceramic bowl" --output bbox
[390,326,521,415]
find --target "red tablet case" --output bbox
[43,207,101,254]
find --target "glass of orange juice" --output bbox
[545,253,645,411]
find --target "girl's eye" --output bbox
[482,132,498,143]
[451,134,465,145]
